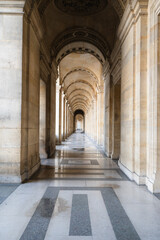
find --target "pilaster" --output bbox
[0,1,26,182]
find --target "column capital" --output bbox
[0,1,26,14]
[97,85,104,94]
[102,60,111,80]
[56,84,61,91]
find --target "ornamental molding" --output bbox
[62,68,98,85]
[24,1,44,43]
[108,0,124,18]
[37,0,125,19]
[65,80,96,94]
[54,0,107,16]
[117,0,148,45]
[97,85,104,93]
[51,27,110,64]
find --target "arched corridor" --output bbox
[1,0,160,239]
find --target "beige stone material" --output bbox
[1,0,160,194]
[0,1,25,182]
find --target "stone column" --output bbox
[111,83,121,160]
[97,85,104,147]
[59,87,62,144]
[93,97,97,142]
[66,101,68,138]
[48,66,57,156]
[0,1,25,182]
[90,100,94,140]
[104,73,113,157]
[67,103,69,138]
[39,80,47,159]
[85,112,88,135]
[56,84,60,144]
[63,96,66,140]
[134,2,148,185]
[146,0,160,192]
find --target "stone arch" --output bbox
[67,89,92,100]
[69,94,90,104]
[65,80,96,95]
[62,67,98,85]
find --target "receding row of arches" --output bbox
[1,0,160,194]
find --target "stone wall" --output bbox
[0,1,25,182]
[21,1,43,181]
[21,1,58,180]
[146,0,160,192]
[0,1,57,182]
[103,0,160,192]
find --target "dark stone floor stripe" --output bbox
[0,184,19,204]
[20,187,59,240]
[154,193,160,200]
[69,194,92,236]
[101,188,141,240]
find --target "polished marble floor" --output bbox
[0,133,160,240]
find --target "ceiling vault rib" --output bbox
[67,88,93,100]
[62,68,98,84]
[65,80,95,94]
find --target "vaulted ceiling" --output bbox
[35,0,127,114]
[36,0,127,57]
[59,52,102,113]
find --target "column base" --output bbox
[104,150,111,158]
[146,174,160,193]
[0,175,21,183]
[111,153,119,160]
[21,161,40,182]
[118,160,146,185]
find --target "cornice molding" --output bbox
[29,4,44,42]
[24,1,45,43]
[108,0,124,18]
[117,2,134,44]
[117,0,148,44]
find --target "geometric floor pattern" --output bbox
[0,133,160,240]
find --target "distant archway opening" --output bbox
[74,110,85,132]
